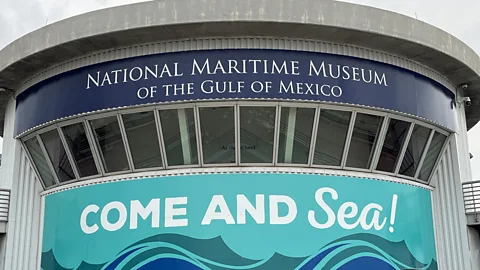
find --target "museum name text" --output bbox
[85,59,388,99]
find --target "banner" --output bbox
[41,173,437,270]
[16,49,456,136]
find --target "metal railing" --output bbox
[0,188,10,223]
[463,181,480,215]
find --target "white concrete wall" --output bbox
[0,95,20,189]
[0,96,44,270]
[430,98,478,270]
[456,96,473,184]
[431,136,472,269]
[457,94,480,269]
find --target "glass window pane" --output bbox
[419,132,447,181]
[313,110,351,166]
[160,108,198,166]
[240,106,276,163]
[40,129,75,182]
[346,113,383,169]
[278,107,315,164]
[399,125,431,177]
[25,137,56,187]
[199,107,235,164]
[123,112,162,169]
[376,119,411,173]
[90,116,130,173]
[62,123,98,178]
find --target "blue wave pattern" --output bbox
[41,233,438,270]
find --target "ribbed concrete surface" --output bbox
[0,0,479,129]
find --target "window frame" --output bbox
[274,102,318,167]
[38,127,77,183]
[343,109,386,172]
[157,104,201,170]
[120,108,165,172]
[238,102,279,167]
[21,137,56,190]
[19,101,452,189]
[58,119,103,182]
[423,129,451,184]
[371,114,415,177]
[310,105,355,170]
[197,101,238,167]
[85,111,133,176]
[23,125,62,187]
[394,120,438,182]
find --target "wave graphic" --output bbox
[41,233,437,270]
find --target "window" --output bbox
[313,110,351,166]
[25,137,56,187]
[376,119,411,173]
[399,125,431,177]
[240,106,276,163]
[277,107,315,164]
[199,107,235,164]
[123,112,163,169]
[22,103,452,188]
[346,113,383,169]
[40,129,75,182]
[418,132,447,181]
[159,108,198,166]
[90,116,130,173]
[62,123,98,178]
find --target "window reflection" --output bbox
[40,129,75,182]
[199,107,235,164]
[123,112,163,169]
[90,116,130,173]
[62,123,98,178]
[25,137,56,187]
[346,113,383,169]
[278,107,315,164]
[313,110,351,166]
[159,108,198,166]
[240,106,276,163]
[376,119,411,173]
[419,132,447,181]
[399,125,431,177]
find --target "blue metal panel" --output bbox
[15,49,457,136]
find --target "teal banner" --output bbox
[41,173,437,270]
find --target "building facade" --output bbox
[0,1,480,269]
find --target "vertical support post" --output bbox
[284,107,297,163]
[178,108,192,165]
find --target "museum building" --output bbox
[1,1,480,269]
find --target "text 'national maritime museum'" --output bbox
[1,1,480,269]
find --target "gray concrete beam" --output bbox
[0,0,480,130]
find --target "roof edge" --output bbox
[1,0,479,77]
[0,0,479,130]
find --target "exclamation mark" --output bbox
[389,194,398,233]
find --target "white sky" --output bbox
[1,0,480,177]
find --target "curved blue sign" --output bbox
[16,49,456,136]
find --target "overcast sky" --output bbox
[1,0,480,178]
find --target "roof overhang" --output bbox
[1,0,480,135]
